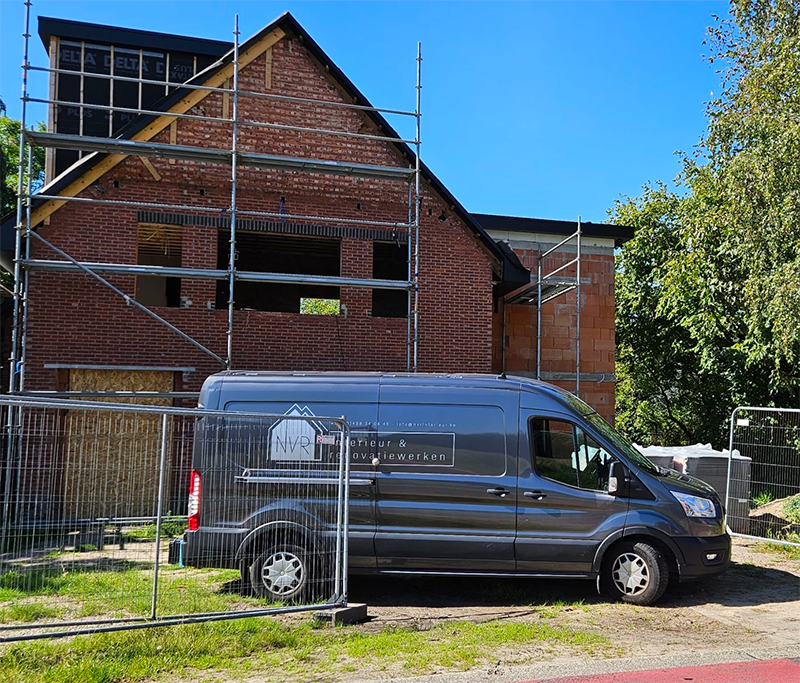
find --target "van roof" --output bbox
[202,371,592,414]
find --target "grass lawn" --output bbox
[756,531,800,561]
[0,616,609,683]
[0,556,610,683]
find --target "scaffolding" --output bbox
[501,221,583,396]
[7,1,424,398]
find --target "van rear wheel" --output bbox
[250,544,309,602]
[603,540,669,606]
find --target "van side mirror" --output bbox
[608,461,630,497]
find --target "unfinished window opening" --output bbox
[136,223,182,308]
[216,232,340,313]
[300,298,340,316]
[372,241,408,318]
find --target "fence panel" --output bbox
[726,406,800,547]
[0,397,350,641]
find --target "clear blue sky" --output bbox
[0,1,726,223]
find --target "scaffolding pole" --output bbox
[19,115,33,393]
[412,42,422,372]
[227,16,240,370]
[532,220,582,394]
[575,217,582,397]
[406,183,413,372]
[3,0,31,550]
[9,0,423,389]
[536,257,542,380]
[8,0,31,395]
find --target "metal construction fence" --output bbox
[726,406,800,547]
[0,396,351,641]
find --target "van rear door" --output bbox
[372,381,517,572]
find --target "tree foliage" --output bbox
[299,298,340,316]
[613,0,800,448]
[0,111,46,219]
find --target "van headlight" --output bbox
[670,491,716,518]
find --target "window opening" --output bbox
[136,223,182,308]
[300,298,340,316]
[372,241,407,318]
[216,232,341,313]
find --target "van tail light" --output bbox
[187,469,201,531]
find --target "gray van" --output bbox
[181,372,730,606]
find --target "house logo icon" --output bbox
[268,404,326,462]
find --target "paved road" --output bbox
[374,644,800,683]
[527,658,800,683]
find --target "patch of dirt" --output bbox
[337,537,799,659]
[750,496,800,536]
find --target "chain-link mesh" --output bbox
[726,407,800,547]
[0,397,350,641]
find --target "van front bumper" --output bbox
[674,533,731,581]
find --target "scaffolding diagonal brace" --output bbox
[26,229,226,367]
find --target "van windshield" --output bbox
[584,412,659,476]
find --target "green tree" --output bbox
[0,108,46,291]
[613,0,800,447]
[0,109,46,219]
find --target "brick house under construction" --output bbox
[0,12,632,426]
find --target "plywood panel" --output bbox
[63,370,174,520]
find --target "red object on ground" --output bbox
[527,658,800,683]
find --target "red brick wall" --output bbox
[24,34,495,393]
[492,246,616,424]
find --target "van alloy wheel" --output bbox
[611,552,649,596]
[261,551,304,596]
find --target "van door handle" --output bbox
[524,490,547,500]
[486,487,510,497]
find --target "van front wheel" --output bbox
[250,544,308,602]
[603,540,669,606]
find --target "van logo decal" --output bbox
[268,404,326,462]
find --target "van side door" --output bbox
[371,383,517,572]
[516,411,628,573]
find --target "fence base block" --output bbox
[313,603,368,626]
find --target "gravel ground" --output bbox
[340,537,800,665]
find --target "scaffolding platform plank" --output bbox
[504,278,577,306]
[24,258,414,290]
[25,131,415,182]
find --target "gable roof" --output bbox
[38,15,231,57]
[11,11,525,287]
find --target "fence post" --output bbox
[151,413,169,620]
[333,418,346,602]
[341,421,351,606]
[725,407,738,532]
